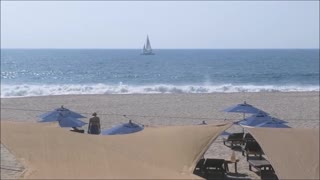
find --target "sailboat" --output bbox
[142,35,154,55]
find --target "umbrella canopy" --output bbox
[58,117,88,128]
[39,106,87,128]
[223,101,267,115]
[101,120,144,135]
[257,122,291,128]
[238,112,289,128]
[39,106,86,122]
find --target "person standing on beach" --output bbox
[88,112,101,135]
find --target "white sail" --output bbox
[146,36,152,50]
[142,35,154,55]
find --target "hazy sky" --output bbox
[1,1,319,49]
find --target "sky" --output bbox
[1,1,319,49]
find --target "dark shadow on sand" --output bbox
[194,171,252,180]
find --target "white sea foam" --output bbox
[1,83,319,98]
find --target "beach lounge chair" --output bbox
[248,159,278,180]
[242,141,264,160]
[193,158,206,175]
[223,133,244,148]
[243,133,255,143]
[203,158,226,179]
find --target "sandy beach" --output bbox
[1,92,319,179]
[2,0,319,178]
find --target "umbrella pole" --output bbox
[242,113,245,133]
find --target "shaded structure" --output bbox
[1,121,231,179]
[247,127,319,179]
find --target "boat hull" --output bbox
[141,53,155,55]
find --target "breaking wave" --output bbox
[1,83,319,98]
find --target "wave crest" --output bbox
[1,83,319,98]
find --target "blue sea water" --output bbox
[1,49,319,97]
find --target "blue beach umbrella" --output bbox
[223,101,265,114]
[39,106,87,128]
[238,112,289,128]
[58,116,88,128]
[257,122,291,128]
[39,106,86,122]
[101,120,144,135]
[223,101,268,120]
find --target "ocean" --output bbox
[1,49,319,98]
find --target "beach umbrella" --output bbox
[58,116,88,128]
[39,113,87,128]
[101,120,144,135]
[256,122,291,128]
[39,106,86,122]
[39,106,87,128]
[237,112,290,128]
[222,101,268,120]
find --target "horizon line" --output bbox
[1,48,319,50]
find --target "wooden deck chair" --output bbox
[193,158,206,175]
[242,141,264,160]
[203,158,226,179]
[223,133,244,148]
[243,133,255,143]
